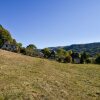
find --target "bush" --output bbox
[95,56,100,64]
[64,56,72,63]
[41,48,51,58]
[20,47,26,55]
[57,57,64,63]
[26,44,37,56]
[86,59,91,64]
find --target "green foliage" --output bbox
[68,50,73,55]
[12,39,17,45]
[56,57,64,63]
[64,56,72,63]
[20,47,26,55]
[26,44,37,49]
[95,55,100,64]
[26,44,37,56]
[80,57,85,64]
[71,52,80,63]
[86,59,91,64]
[51,42,100,57]
[56,48,73,63]
[71,52,80,58]
[17,43,22,48]
[0,39,3,47]
[41,48,51,58]
[49,50,56,59]
[56,48,67,58]
[0,25,13,47]
[80,52,90,64]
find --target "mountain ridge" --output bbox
[48,42,100,56]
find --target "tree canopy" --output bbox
[0,25,13,47]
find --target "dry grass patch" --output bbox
[0,49,100,100]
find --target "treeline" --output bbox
[41,48,100,64]
[0,25,100,64]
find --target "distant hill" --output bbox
[49,42,100,56]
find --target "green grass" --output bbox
[0,49,100,100]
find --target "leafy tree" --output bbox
[0,25,13,47]
[49,50,56,59]
[14,42,22,53]
[57,57,64,63]
[80,57,85,64]
[20,47,26,55]
[64,56,72,63]
[41,48,51,58]
[80,52,90,64]
[56,48,67,58]
[82,52,89,59]
[12,39,17,45]
[56,48,71,63]
[17,43,22,48]
[26,44,37,49]
[71,52,80,63]
[71,52,80,58]
[26,44,37,56]
[86,59,91,64]
[68,50,73,55]
[95,55,100,64]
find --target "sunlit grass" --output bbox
[0,49,100,100]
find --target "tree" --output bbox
[15,42,23,53]
[20,47,26,55]
[64,56,72,63]
[26,44,37,56]
[49,50,56,59]
[68,50,73,55]
[95,55,100,64]
[56,48,67,58]
[17,43,22,48]
[56,48,71,63]
[71,52,80,63]
[26,44,37,50]
[71,52,80,58]
[86,59,91,64]
[12,39,17,45]
[0,25,13,47]
[80,52,90,64]
[41,48,51,58]
[57,57,64,63]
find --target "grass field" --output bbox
[0,49,100,100]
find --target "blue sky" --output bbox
[0,0,100,48]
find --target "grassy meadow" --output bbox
[0,49,100,100]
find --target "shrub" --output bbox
[64,56,72,63]
[20,47,26,55]
[86,59,91,64]
[57,57,64,63]
[95,56,100,64]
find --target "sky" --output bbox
[0,0,100,48]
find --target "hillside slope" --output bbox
[0,49,100,100]
[49,42,100,56]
